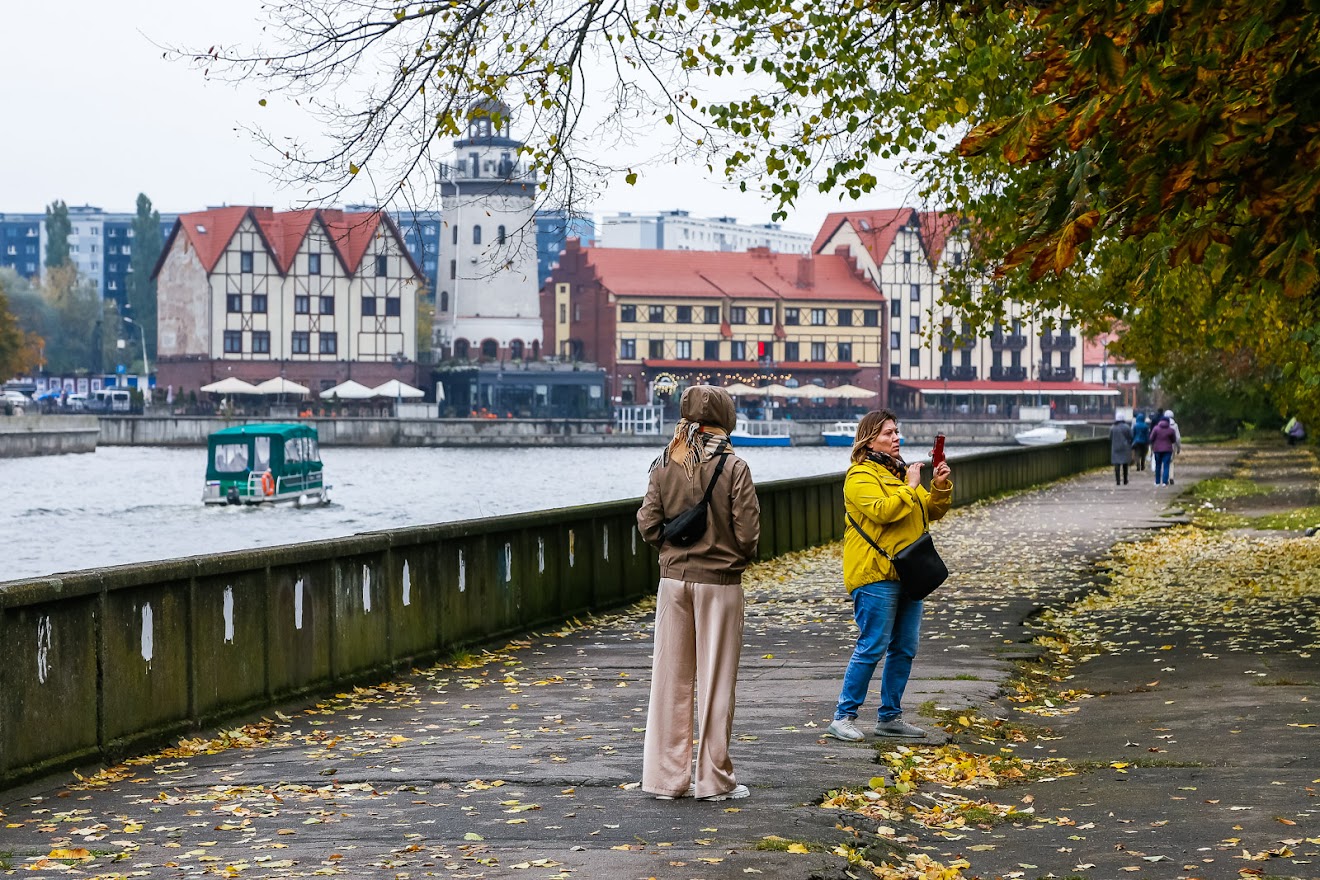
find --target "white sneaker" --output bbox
[826,717,866,741]
[654,784,695,800]
[875,717,927,738]
[697,784,749,801]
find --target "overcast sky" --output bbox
[1,2,914,235]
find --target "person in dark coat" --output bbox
[1130,412,1151,471]
[1110,416,1134,485]
[1150,416,1179,486]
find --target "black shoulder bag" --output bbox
[661,447,730,546]
[846,493,948,601]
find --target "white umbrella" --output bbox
[722,382,759,396]
[200,377,261,394]
[758,383,796,397]
[319,379,376,400]
[372,379,425,399]
[254,377,311,396]
[828,383,879,399]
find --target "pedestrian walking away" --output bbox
[636,385,761,802]
[1284,417,1306,446]
[1110,413,1134,485]
[1150,414,1179,486]
[827,409,953,744]
[1130,412,1150,471]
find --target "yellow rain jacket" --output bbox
[842,458,953,593]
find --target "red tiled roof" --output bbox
[811,208,915,265]
[918,211,960,265]
[892,379,1120,395]
[578,246,880,302]
[161,206,392,277]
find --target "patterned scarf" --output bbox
[660,419,730,480]
[867,450,908,482]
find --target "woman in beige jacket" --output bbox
[636,385,761,801]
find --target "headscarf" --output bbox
[659,385,736,479]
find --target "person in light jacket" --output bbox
[826,409,953,743]
[636,385,760,802]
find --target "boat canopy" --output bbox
[205,423,323,482]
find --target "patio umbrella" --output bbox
[200,377,261,394]
[722,382,759,396]
[254,377,311,396]
[372,379,426,399]
[758,383,796,397]
[319,379,376,400]
[827,384,879,399]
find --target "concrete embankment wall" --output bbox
[97,415,1106,448]
[0,439,1107,789]
[0,416,99,457]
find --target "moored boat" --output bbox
[729,417,792,447]
[821,420,859,447]
[203,423,331,506]
[1014,424,1068,446]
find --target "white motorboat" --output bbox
[821,421,859,447]
[1014,424,1068,446]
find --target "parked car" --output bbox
[65,393,89,411]
[2,389,30,415]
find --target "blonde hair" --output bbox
[850,409,898,465]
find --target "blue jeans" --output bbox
[834,581,922,722]
[1153,451,1172,484]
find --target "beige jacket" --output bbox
[636,387,761,584]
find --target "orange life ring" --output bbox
[260,471,276,496]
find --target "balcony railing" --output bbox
[990,333,1028,351]
[939,365,978,381]
[1037,365,1077,382]
[990,365,1028,381]
[1040,334,1076,352]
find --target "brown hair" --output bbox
[850,409,898,465]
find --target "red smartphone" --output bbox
[930,433,946,469]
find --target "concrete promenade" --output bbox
[2,444,1316,879]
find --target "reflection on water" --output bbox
[0,441,996,582]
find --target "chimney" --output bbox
[797,256,815,288]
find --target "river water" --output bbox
[1,442,999,583]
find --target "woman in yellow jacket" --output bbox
[826,409,953,742]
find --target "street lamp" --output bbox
[123,315,149,380]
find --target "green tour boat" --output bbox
[203,423,330,507]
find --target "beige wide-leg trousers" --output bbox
[642,577,745,799]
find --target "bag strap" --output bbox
[699,442,730,505]
[845,488,929,562]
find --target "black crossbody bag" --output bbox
[846,494,948,601]
[661,446,730,546]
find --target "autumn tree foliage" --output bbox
[190,0,1320,422]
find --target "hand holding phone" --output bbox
[930,433,946,469]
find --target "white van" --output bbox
[89,387,134,413]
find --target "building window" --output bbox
[620,305,636,322]
[909,348,921,367]
[676,305,692,323]
[890,331,901,349]
[758,307,773,325]
[385,298,401,316]
[703,340,720,359]
[473,225,482,245]
[223,330,242,353]
[863,309,879,327]
[648,339,665,359]
[226,294,243,313]
[890,299,901,318]
[240,251,254,273]
[620,339,636,359]
[784,308,799,325]
[319,333,338,355]
[810,309,826,325]
[497,225,506,245]
[295,295,310,314]
[784,341,799,360]
[449,259,456,280]
[890,363,900,377]
[362,297,377,317]
[731,340,747,360]
[252,294,267,314]
[704,305,721,324]
[320,296,335,315]
[559,304,566,322]
[376,254,388,276]
[838,309,852,327]
[675,339,692,360]
[452,225,459,245]
[253,331,271,354]
[308,253,322,275]
[837,342,852,361]
[730,306,747,324]
[811,341,826,360]
[910,283,920,301]
[292,332,310,354]
[649,305,665,322]
[903,250,911,263]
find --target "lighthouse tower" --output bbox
[436,99,542,362]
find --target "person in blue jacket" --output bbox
[1130,412,1151,472]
